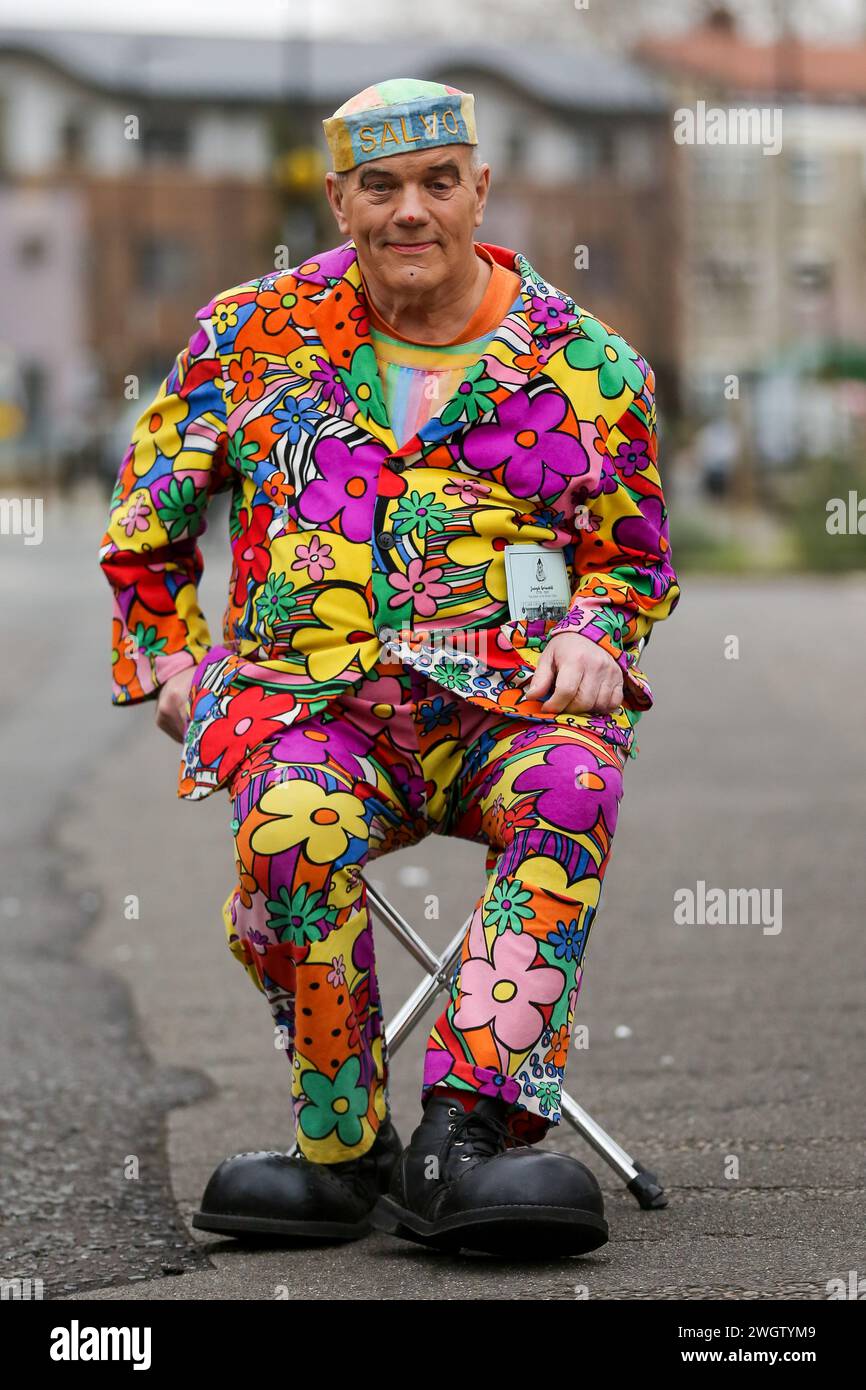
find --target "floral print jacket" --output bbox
[98,238,680,801]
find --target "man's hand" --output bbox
[519,631,623,715]
[155,666,197,743]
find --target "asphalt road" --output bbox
[2,483,864,1300]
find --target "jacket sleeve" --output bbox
[545,366,680,709]
[98,304,232,705]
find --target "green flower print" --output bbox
[535,1080,560,1115]
[484,878,535,934]
[431,659,472,692]
[338,344,389,428]
[564,320,644,399]
[298,1055,368,1146]
[439,360,499,426]
[266,884,334,945]
[227,428,260,478]
[391,490,450,538]
[594,606,630,645]
[129,622,167,660]
[156,476,208,541]
[256,572,295,625]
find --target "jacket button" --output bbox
[377,531,397,548]
[389,458,406,473]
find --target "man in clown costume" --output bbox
[99,77,680,1257]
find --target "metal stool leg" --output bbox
[288,872,667,1207]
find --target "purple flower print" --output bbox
[512,743,623,836]
[310,357,349,406]
[299,436,386,540]
[423,1048,454,1089]
[472,1066,522,1104]
[270,716,373,776]
[615,437,650,477]
[612,495,675,601]
[460,391,590,502]
[527,293,573,334]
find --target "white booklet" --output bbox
[503,544,571,623]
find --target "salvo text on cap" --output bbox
[322,77,477,173]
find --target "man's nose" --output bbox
[393,189,428,225]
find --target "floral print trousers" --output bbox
[221,657,628,1163]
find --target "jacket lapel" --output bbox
[304,239,584,458]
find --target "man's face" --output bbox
[324,145,490,296]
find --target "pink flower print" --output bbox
[454,931,563,1053]
[387,559,450,617]
[574,503,601,533]
[121,496,151,536]
[328,955,346,988]
[292,534,334,582]
[443,478,492,506]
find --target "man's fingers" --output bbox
[581,676,622,714]
[155,694,186,744]
[540,667,586,714]
[521,650,554,699]
[553,672,598,714]
[521,638,624,716]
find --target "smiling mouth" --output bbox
[387,241,436,253]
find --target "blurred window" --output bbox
[787,149,827,204]
[505,127,526,175]
[139,116,190,163]
[135,236,194,293]
[694,142,761,202]
[60,117,86,168]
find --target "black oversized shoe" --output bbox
[191,1117,403,1241]
[370,1095,608,1257]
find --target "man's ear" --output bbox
[473,164,491,228]
[324,171,351,235]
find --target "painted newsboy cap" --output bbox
[322,76,477,173]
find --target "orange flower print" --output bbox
[544,1025,570,1068]
[228,347,269,404]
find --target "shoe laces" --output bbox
[445,1104,532,1163]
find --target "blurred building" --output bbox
[638,8,866,474]
[0,26,676,481]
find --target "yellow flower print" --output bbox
[129,391,188,477]
[250,782,369,863]
[212,301,240,334]
[514,853,603,904]
[295,585,378,683]
[446,508,554,604]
